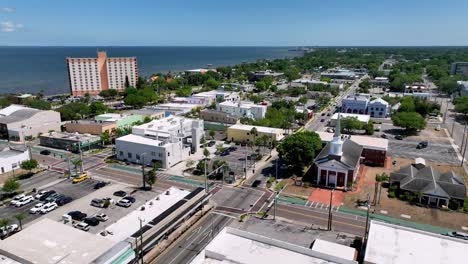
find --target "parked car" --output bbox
[29,203,45,214]
[45,193,64,203]
[321,113,325,116]
[39,190,56,201]
[72,173,88,184]
[220,150,230,156]
[15,195,34,207]
[228,146,237,152]
[381,134,388,139]
[91,198,105,208]
[435,125,441,131]
[94,182,107,189]
[117,199,132,208]
[68,211,87,221]
[35,190,50,200]
[327,113,331,116]
[447,231,468,240]
[320,119,325,122]
[251,180,261,188]
[123,196,136,203]
[56,196,73,206]
[326,128,334,133]
[40,149,51,155]
[395,135,403,140]
[113,191,127,197]
[416,141,428,149]
[102,197,115,204]
[10,194,26,206]
[95,213,109,222]
[74,222,90,232]
[208,140,216,147]
[83,217,100,226]
[39,202,58,214]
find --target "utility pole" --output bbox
[362,193,371,252]
[204,157,208,192]
[78,142,84,174]
[141,153,146,190]
[461,123,468,167]
[275,158,278,182]
[327,189,334,231]
[138,218,145,264]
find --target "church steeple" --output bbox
[329,113,343,156]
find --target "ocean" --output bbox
[0,46,301,95]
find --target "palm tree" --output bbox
[14,213,26,230]
[0,218,10,236]
[72,159,83,175]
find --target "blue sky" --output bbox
[1,0,468,46]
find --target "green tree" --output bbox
[277,131,322,176]
[255,81,267,91]
[58,102,90,121]
[391,112,426,131]
[205,78,220,90]
[454,96,468,116]
[20,159,38,173]
[398,96,416,112]
[89,102,109,115]
[100,131,111,145]
[175,86,192,97]
[2,177,20,193]
[341,117,364,134]
[13,213,26,230]
[99,89,118,98]
[203,148,210,159]
[364,120,375,135]
[145,169,157,188]
[124,94,146,108]
[25,99,51,110]
[209,129,216,140]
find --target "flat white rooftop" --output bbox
[316,132,388,151]
[331,113,370,123]
[116,133,164,145]
[103,187,190,243]
[218,100,263,108]
[365,220,468,264]
[190,227,357,264]
[0,104,29,117]
[228,124,284,134]
[0,218,114,264]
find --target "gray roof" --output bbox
[390,165,466,200]
[0,109,41,124]
[315,139,363,169]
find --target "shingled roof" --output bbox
[390,165,466,200]
[315,138,363,169]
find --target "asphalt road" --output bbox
[18,170,63,192]
[155,213,233,264]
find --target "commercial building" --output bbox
[390,159,466,207]
[192,90,240,105]
[125,108,165,120]
[312,116,363,190]
[115,116,204,169]
[218,101,267,120]
[11,94,35,104]
[199,109,238,124]
[368,98,389,117]
[95,113,144,129]
[64,120,116,136]
[330,113,370,127]
[39,131,101,152]
[66,51,138,96]
[341,94,370,114]
[370,77,389,87]
[450,62,468,76]
[321,69,358,80]
[249,70,284,81]
[316,132,388,167]
[0,105,61,142]
[365,220,468,264]
[0,143,30,174]
[404,83,428,94]
[191,227,357,264]
[227,124,284,143]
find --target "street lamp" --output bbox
[137,217,145,264]
[140,153,147,190]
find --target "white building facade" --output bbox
[0,145,30,174]
[368,98,389,117]
[217,101,267,120]
[341,94,370,114]
[115,116,204,169]
[67,51,138,96]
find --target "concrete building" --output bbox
[316,132,388,167]
[249,70,284,81]
[330,113,370,127]
[370,77,389,87]
[11,94,36,104]
[341,94,370,114]
[0,143,30,174]
[115,116,204,169]
[321,69,358,80]
[200,109,238,124]
[125,108,165,120]
[0,219,133,264]
[404,83,428,94]
[365,220,468,264]
[450,62,468,76]
[192,90,240,105]
[191,227,357,264]
[64,120,116,136]
[39,131,101,152]
[66,51,138,96]
[95,113,144,129]
[227,124,284,143]
[0,105,61,142]
[218,101,267,120]
[312,116,363,190]
[368,98,389,117]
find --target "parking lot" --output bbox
[0,177,101,227]
[211,144,269,178]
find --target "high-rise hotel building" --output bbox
[66,51,138,96]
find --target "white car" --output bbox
[15,195,34,207]
[35,191,49,200]
[117,199,132,208]
[74,222,90,232]
[39,202,58,214]
[0,224,19,236]
[29,203,45,214]
[9,194,26,206]
[95,213,109,222]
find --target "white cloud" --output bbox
[1,7,16,13]
[1,21,23,32]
